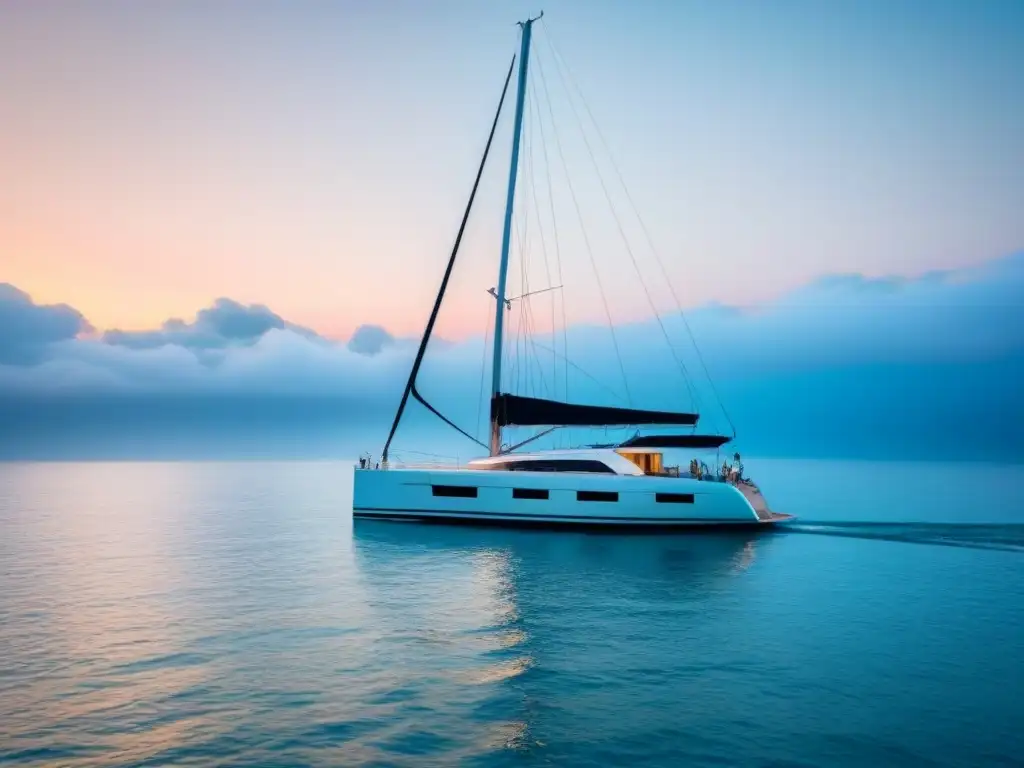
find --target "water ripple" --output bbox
[1,460,1022,766]
[783,521,1024,551]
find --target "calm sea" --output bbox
[1,458,1021,767]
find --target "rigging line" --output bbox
[508,209,522,395]
[520,263,552,400]
[509,285,563,301]
[381,55,516,462]
[528,55,569,410]
[519,99,536,400]
[502,262,515,392]
[388,448,462,460]
[515,140,553,402]
[525,78,557,390]
[524,299,549,399]
[529,340,628,406]
[529,56,570,446]
[412,385,487,450]
[516,160,551,402]
[542,25,734,434]
[503,426,559,454]
[511,90,532,399]
[521,82,549,401]
[521,294,552,398]
[510,226,526,398]
[533,41,633,406]
[522,298,554,401]
[514,209,527,397]
[508,290,520,396]
[539,26,699,411]
[475,298,493,442]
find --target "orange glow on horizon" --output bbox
[4,2,1021,346]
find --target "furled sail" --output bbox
[491,393,699,428]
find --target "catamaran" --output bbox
[353,15,792,529]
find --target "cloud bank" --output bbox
[102,298,321,353]
[346,324,396,356]
[1,253,1022,461]
[0,284,92,365]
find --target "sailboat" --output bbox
[352,15,792,529]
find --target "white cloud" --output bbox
[0,283,92,364]
[0,251,1021,416]
[102,297,320,351]
[346,324,396,356]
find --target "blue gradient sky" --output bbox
[2,1,1023,461]
[2,0,1023,339]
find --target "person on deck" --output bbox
[731,453,744,483]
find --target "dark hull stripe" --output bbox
[354,513,776,533]
[353,506,769,527]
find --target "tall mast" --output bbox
[490,12,541,456]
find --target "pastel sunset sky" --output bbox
[3,0,1022,340]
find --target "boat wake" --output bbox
[778,521,1024,553]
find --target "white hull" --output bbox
[353,466,789,528]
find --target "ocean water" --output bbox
[1,458,1022,767]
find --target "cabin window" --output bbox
[656,492,694,504]
[620,451,664,475]
[494,459,615,474]
[577,490,618,502]
[432,485,477,498]
[513,488,548,500]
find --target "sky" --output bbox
[1,1,1023,461]
[2,0,1023,339]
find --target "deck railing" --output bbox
[358,451,464,471]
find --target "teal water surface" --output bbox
[1,459,1022,766]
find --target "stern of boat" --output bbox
[732,479,794,524]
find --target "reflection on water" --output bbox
[1,460,1022,767]
[348,521,769,762]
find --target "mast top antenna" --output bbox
[518,11,543,27]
